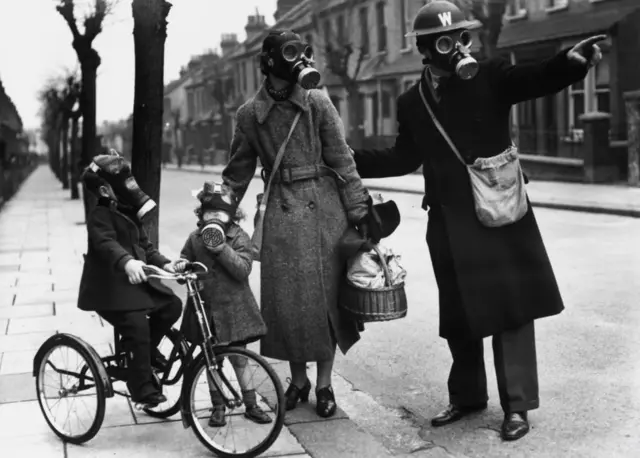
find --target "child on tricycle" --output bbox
[78,150,182,407]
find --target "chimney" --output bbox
[245,8,268,41]
[274,0,304,21]
[220,33,239,57]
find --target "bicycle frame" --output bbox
[144,264,244,409]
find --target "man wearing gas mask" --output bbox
[351,0,604,442]
[78,150,182,407]
[222,30,382,419]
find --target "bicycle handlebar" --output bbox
[143,261,208,281]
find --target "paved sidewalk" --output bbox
[165,163,640,218]
[0,167,316,458]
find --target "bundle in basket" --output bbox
[339,245,407,323]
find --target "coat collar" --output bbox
[254,82,310,124]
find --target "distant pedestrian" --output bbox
[222,29,382,418]
[175,180,271,428]
[351,0,605,441]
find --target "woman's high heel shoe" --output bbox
[284,378,311,411]
[315,385,337,418]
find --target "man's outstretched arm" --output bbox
[351,95,423,179]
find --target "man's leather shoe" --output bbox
[501,412,529,441]
[431,402,488,427]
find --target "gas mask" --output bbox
[193,182,237,252]
[423,29,479,80]
[261,31,321,90]
[87,149,156,220]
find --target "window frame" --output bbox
[375,1,387,53]
[505,0,527,20]
[359,6,370,57]
[566,52,610,140]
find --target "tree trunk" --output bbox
[79,54,100,219]
[61,116,70,189]
[346,86,364,149]
[131,0,172,247]
[70,113,81,199]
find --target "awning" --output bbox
[499,1,640,49]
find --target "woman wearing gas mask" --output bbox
[350,0,604,442]
[221,30,381,418]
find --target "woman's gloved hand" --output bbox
[356,197,383,245]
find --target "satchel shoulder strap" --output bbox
[259,110,302,210]
[418,82,466,167]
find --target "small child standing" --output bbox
[176,181,271,427]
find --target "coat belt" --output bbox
[262,164,335,184]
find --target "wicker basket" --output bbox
[339,245,407,323]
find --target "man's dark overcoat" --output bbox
[78,201,177,312]
[354,50,588,340]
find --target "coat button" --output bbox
[308,201,315,210]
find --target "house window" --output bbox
[567,52,610,133]
[594,52,610,113]
[330,96,341,114]
[506,0,527,17]
[359,7,370,56]
[323,20,332,47]
[336,14,345,44]
[546,0,568,9]
[382,91,391,118]
[376,1,386,52]
[404,0,428,50]
[400,0,407,50]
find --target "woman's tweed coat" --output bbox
[179,224,267,345]
[222,83,369,363]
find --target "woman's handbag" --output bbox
[418,83,529,228]
[251,110,302,261]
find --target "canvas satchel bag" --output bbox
[418,82,528,228]
[251,110,302,261]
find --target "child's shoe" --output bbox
[209,390,227,427]
[243,389,273,424]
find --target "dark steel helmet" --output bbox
[405,0,480,37]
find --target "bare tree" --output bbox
[210,69,234,163]
[310,0,371,148]
[38,83,64,181]
[59,74,82,192]
[130,0,172,246]
[55,0,114,215]
[170,109,183,168]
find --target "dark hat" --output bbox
[262,29,301,54]
[196,181,238,213]
[406,0,480,38]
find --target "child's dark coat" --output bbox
[179,224,266,345]
[78,203,177,312]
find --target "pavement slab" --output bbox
[0,330,57,351]
[0,373,37,403]
[0,400,53,439]
[289,419,394,458]
[2,433,65,458]
[0,303,54,320]
[65,418,306,458]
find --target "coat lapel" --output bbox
[254,82,311,124]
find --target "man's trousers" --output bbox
[446,321,540,413]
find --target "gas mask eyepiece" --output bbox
[431,30,479,80]
[85,149,157,220]
[261,31,322,90]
